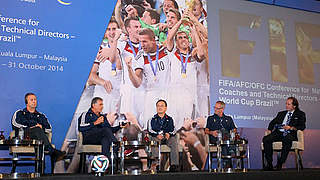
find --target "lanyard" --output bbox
[147,45,159,76]
[179,51,190,73]
[128,39,141,57]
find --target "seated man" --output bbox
[205,101,237,169]
[147,99,179,172]
[78,97,125,160]
[11,92,65,161]
[263,97,306,171]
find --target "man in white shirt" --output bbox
[166,12,205,130]
[115,17,146,126]
[125,28,171,129]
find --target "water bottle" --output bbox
[18,128,24,140]
[218,131,222,142]
[118,128,124,141]
[230,130,235,141]
[137,132,142,142]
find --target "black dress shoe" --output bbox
[275,163,282,171]
[224,160,232,169]
[169,165,179,172]
[161,138,167,144]
[263,165,274,171]
[52,149,66,161]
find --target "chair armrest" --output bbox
[264,130,271,136]
[47,132,52,143]
[78,132,83,146]
[204,134,209,149]
[10,130,52,142]
[175,133,180,143]
[297,130,304,143]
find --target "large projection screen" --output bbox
[208,0,320,129]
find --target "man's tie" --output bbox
[283,112,292,136]
[286,112,292,125]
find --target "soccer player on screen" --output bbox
[125,28,171,129]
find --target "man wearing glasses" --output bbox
[147,99,179,172]
[204,101,237,169]
[205,101,237,143]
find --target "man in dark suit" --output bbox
[263,97,306,171]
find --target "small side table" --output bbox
[0,138,44,176]
[216,139,249,173]
[119,140,159,174]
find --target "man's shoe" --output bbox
[169,165,179,172]
[161,138,167,144]
[150,162,159,173]
[263,164,274,171]
[224,160,232,169]
[52,149,66,161]
[275,163,282,171]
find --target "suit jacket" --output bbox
[268,109,306,137]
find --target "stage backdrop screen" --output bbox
[208,0,320,129]
[0,0,117,147]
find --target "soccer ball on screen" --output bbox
[90,155,109,173]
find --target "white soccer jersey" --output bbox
[117,39,145,125]
[169,48,197,95]
[133,45,171,91]
[133,45,171,129]
[196,59,210,118]
[95,42,122,86]
[196,59,209,86]
[93,59,122,89]
[117,39,144,87]
[93,45,122,114]
[166,48,198,130]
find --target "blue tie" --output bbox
[283,112,292,136]
[286,112,292,125]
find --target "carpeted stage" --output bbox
[34,169,320,180]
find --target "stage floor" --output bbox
[33,169,320,180]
